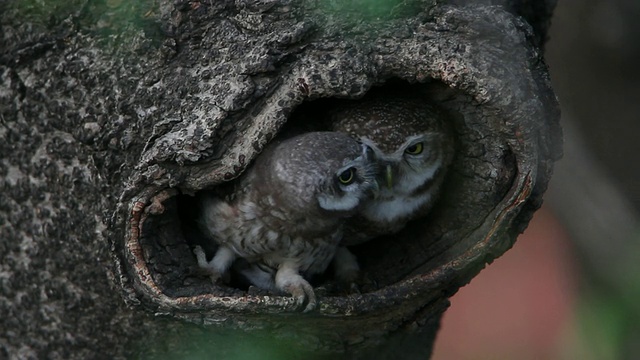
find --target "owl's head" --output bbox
[328,95,453,197]
[361,133,448,197]
[268,132,379,216]
[313,139,379,215]
[316,150,379,214]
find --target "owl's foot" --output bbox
[234,261,277,291]
[275,266,317,312]
[193,245,235,284]
[332,246,361,287]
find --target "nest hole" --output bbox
[137,79,518,303]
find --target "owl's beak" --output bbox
[385,164,394,189]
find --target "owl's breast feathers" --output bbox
[202,190,343,275]
[342,166,447,245]
[343,194,434,246]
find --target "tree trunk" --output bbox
[0,0,560,358]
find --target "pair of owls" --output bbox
[194,94,454,312]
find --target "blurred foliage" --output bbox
[572,289,637,360]
[4,0,88,26]
[1,0,164,47]
[131,324,329,360]
[567,230,640,360]
[547,0,640,358]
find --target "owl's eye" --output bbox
[405,142,424,155]
[337,167,356,185]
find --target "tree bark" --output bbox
[0,0,560,358]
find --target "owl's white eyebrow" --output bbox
[403,134,429,144]
[358,137,378,148]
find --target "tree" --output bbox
[0,0,560,358]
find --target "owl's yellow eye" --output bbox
[338,167,356,185]
[405,142,424,155]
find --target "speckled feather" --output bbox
[328,94,455,244]
[330,97,448,153]
[197,132,378,311]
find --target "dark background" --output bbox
[548,0,640,208]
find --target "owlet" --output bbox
[195,132,378,312]
[329,94,455,244]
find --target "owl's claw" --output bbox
[275,266,317,312]
[301,281,317,312]
[193,245,208,266]
[193,245,235,284]
[287,278,316,312]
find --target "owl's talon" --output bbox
[192,245,235,284]
[284,279,316,312]
[276,266,317,312]
[303,299,316,313]
[302,282,317,313]
[193,245,208,267]
[192,246,221,281]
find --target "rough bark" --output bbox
[0,0,560,358]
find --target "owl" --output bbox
[194,131,378,312]
[328,93,455,244]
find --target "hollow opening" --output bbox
[136,78,517,304]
